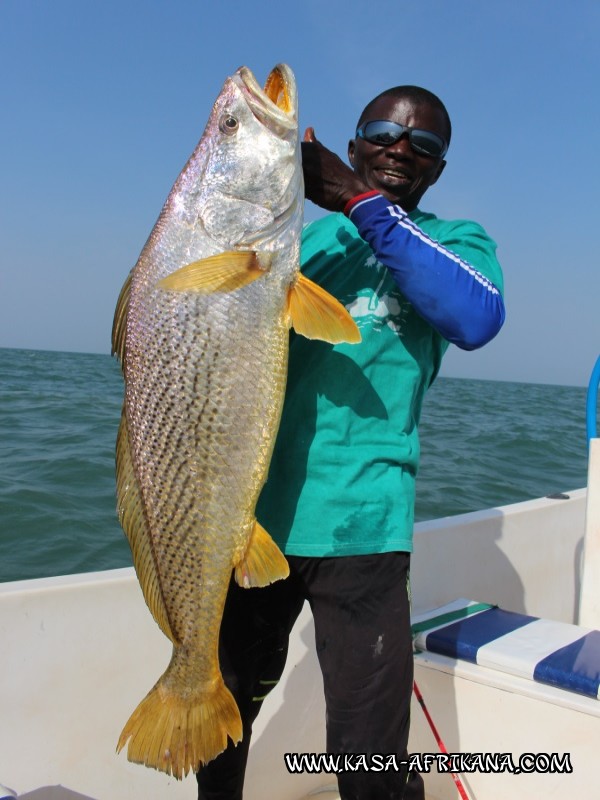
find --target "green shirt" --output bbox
[257,207,503,556]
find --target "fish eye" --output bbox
[219,114,239,135]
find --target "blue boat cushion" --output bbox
[412,599,600,700]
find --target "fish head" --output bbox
[172,64,302,252]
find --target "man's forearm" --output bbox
[346,192,505,350]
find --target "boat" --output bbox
[2,359,598,800]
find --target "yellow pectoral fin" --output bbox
[234,520,290,588]
[158,251,267,294]
[287,273,361,344]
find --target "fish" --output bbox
[111,63,360,780]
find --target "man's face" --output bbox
[348,95,447,211]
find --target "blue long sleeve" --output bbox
[346,192,505,350]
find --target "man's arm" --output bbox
[345,192,505,350]
[302,131,505,351]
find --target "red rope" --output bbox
[413,680,472,800]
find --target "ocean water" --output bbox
[0,347,593,583]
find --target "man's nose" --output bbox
[385,133,413,157]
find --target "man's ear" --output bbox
[348,139,355,167]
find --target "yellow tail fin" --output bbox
[117,675,242,779]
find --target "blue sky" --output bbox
[1,0,599,387]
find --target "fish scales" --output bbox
[127,276,290,626]
[113,63,360,779]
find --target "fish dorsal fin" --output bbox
[287,273,361,344]
[116,411,178,645]
[234,520,290,588]
[158,251,267,294]
[111,268,134,368]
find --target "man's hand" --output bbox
[301,128,370,212]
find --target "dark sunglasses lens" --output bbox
[361,121,404,145]
[409,130,446,157]
[360,121,446,157]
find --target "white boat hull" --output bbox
[412,649,599,799]
[2,489,596,799]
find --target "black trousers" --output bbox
[197,552,425,800]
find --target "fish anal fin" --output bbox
[116,411,177,645]
[234,520,289,588]
[117,671,243,778]
[287,273,361,344]
[158,251,267,294]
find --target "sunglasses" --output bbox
[355,120,448,158]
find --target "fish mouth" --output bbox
[233,64,297,133]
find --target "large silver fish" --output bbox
[112,63,360,779]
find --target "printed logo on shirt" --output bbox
[343,255,408,335]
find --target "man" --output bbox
[197,86,505,800]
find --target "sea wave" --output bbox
[0,348,592,582]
